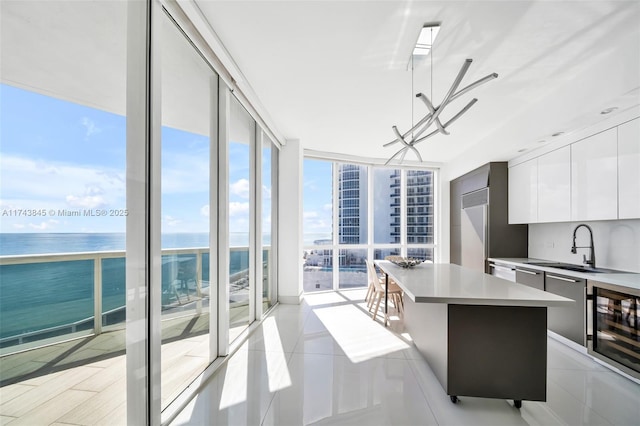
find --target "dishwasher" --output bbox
[489,262,516,282]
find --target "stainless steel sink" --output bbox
[524,262,624,274]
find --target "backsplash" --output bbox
[528,220,640,273]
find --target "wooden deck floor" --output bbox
[0,305,252,425]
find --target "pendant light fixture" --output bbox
[384,24,498,165]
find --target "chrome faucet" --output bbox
[571,224,595,269]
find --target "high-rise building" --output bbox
[337,165,433,245]
[337,164,368,244]
[405,170,434,244]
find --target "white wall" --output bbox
[528,220,640,273]
[277,139,304,303]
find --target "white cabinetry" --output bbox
[537,146,571,222]
[618,118,640,219]
[508,158,537,224]
[571,128,618,221]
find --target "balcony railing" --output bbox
[0,247,255,355]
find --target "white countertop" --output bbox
[375,260,573,307]
[489,258,640,292]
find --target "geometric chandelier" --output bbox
[384,56,498,165]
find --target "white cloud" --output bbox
[66,185,107,208]
[262,185,272,200]
[81,117,101,139]
[163,215,182,227]
[12,224,25,229]
[161,152,210,194]
[0,199,18,209]
[0,155,124,206]
[306,219,331,231]
[200,204,210,217]
[28,219,59,230]
[229,201,249,216]
[323,203,333,211]
[303,211,318,219]
[66,194,106,208]
[230,179,250,199]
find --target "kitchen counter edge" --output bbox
[488,258,640,291]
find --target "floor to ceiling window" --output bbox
[302,159,334,292]
[0,1,128,423]
[1,2,280,423]
[159,10,216,410]
[303,159,436,292]
[227,96,255,343]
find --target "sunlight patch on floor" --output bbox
[304,291,350,306]
[261,317,292,393]
[219,347,248,409]
[313,304,409,363]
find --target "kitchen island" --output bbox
[375,260,573,407]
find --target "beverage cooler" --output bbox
[589,281,640,380]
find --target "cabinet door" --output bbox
[515,267,544,290]
[509,158,537,224]
[546,273,586,346]
[618,118,640,219]
[571,128,618,221]
[538,146,571,222]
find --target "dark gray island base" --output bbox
[376,261,572,407]
[405,300,547,406]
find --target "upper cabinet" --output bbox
[618,118,640,219]
[571,128,618,221]
[538,146,571,222]
[508,158,537,224]
[508,115,640,224]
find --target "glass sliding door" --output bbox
[0,1,128,423]
[159,12,216,409]
[228,96,255,343]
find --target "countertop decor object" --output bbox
[388,257,422,268]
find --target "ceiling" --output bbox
[1,1,638,178]
[195,0,640,172]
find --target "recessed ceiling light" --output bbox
[413,24,440,56]
[518,148,528,153]
[600,107,618,115]
[552,132,564,137]
[537,140,547,144]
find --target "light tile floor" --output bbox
[170,289,640,426]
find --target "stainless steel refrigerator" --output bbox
[461,188,488,272]
[450,162,528,273]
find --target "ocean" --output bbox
[0,233,256,346]
[0,232,259,256]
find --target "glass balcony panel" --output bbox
[304,248,334,292]
[0,260,94,349]
[102,257,126,327]
[338,249,367,289]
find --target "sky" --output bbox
[0,83,273,235]
[302,158,333,240]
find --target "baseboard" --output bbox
[278,293,304,304]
